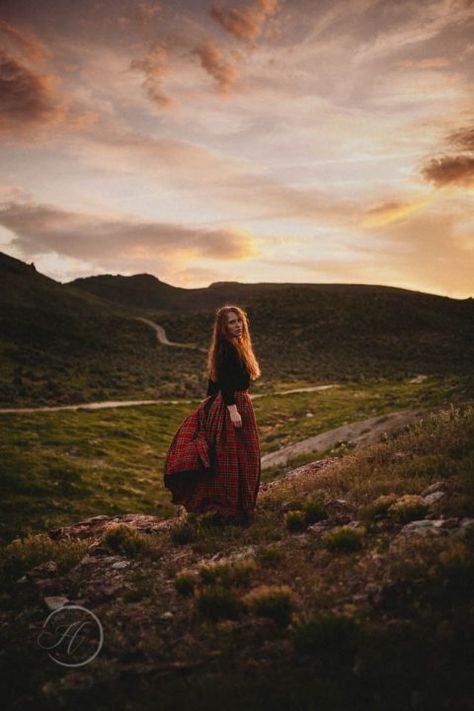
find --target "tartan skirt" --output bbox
[163,389,261,522]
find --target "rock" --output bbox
[111,561,130,570]
[307,520,333,535]
[44,596,69,611]
[399,519,445,536]
[421,481,446,496]
[425,490,447,505]
[26,560,58,579]
[460,517,474,529]
[280,501,301,513]
[159,611,174,620]
[409,375,428,383]
[325,499,354,516]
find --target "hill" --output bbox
[1,250,473,406]
[0,404,472,709]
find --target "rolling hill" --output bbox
[0,250,473,406]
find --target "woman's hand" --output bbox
[227,404,242,428]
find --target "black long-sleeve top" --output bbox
[206,340,250,405]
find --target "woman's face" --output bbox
[225,311,243,338]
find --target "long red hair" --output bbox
[207,305,261,382]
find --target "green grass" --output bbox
[0,404,473,710]
[0,375,472,544]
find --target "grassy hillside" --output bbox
[0,374,472,545]
[0,252,206,406]
[0,404,472,710]
[1,251,473,407]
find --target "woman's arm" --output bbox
[218,343,242,427]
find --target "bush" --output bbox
[285,511,307,532]
[243,584,293,626]
[302,497,327,524]
[170,522,197,545]
[363,494,399,519]
[324,526,364,552]
[255,546,284,567]
[0,533,88,581]
[174,572,196,596]
[293,612,360,671]
[388,495,429,523]
[199,559,257,587]
[195,585,244,620]
[103,524,161,558]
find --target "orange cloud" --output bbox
[0,18,53,64]
[210,0,280,42]
[0,49,69,136]
[129,44,176,109]
[360,198,432,227]
[192,41,238,93]
[0,197,260,265]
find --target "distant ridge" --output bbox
[1,249,473,406]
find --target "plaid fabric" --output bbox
[163,389,261,521]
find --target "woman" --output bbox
[163,305,261,526]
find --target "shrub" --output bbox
[174,572,196,596]
[363,494,399,519]
[195,584,244,620]
[255,546,284,567]
[302,497,327,524]
[324,526,364,552]
[103,524,160,558]
[243,584,293,626]
[170,522,197,545]
[0,533,88,581]
[198,559,257,588]
[293,612,360,671]
[388,495,429,523]
[285,511,307,532]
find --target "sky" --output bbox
[0,0,473,298]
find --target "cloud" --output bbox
[191,41,238,93]
[0,49,68,135]
[360,198,432,227]
[0,196,261,269]
[421,155,474,188]
[395,57,451,69]
[210,0,280,42]
[129,43,176,108]
[0,18,53,64]
[420,120,474,188]
[446,123,474,151]
[265,209,474,297]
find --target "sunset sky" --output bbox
[0,0,473,297]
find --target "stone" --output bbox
[423,491,445,504]
[26,560,58,579]
[421,481,446,496]
[159,611,174,620]
[399,520,445,536]
[44,596,69,611]
[111,561,130,570]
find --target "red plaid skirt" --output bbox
[163,390,261,522]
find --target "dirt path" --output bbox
[133,317,206,351]
[0,385,340,414]
[261,408,428,470]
